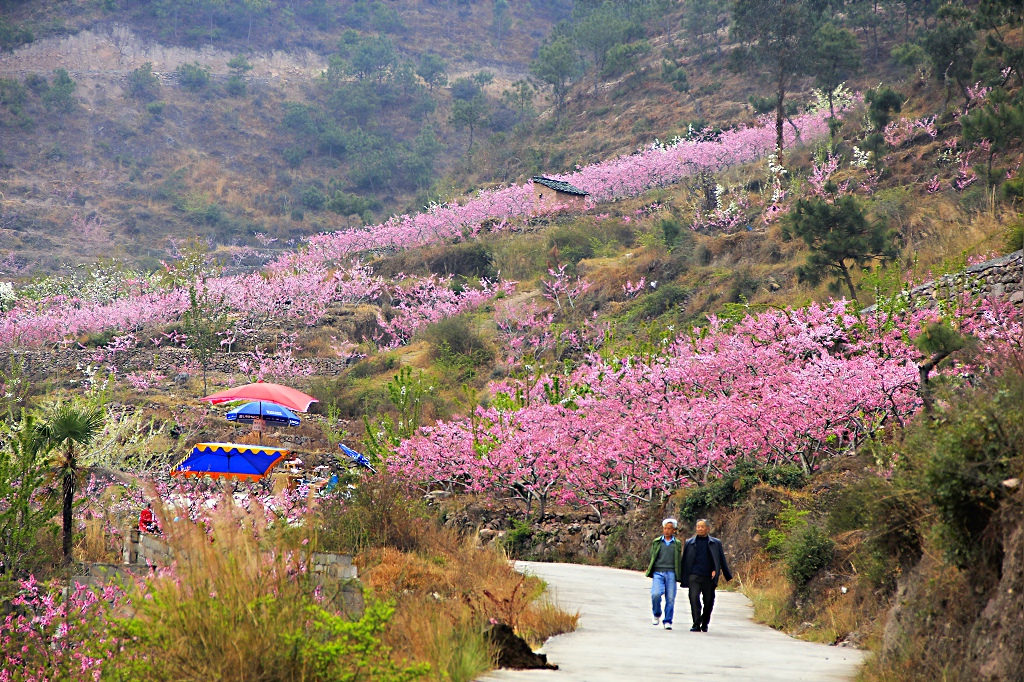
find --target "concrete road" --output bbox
[484,562,863,682]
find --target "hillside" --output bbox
[1,1,1024,681]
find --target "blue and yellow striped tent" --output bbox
[171,443,289,481]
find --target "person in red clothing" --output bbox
[138,502,157,533]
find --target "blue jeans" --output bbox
[651,571,677,623]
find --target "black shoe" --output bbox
[700,625,708,632]
[689,626,701,632]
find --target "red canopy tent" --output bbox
[200,381,318,413]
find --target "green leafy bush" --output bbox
[1004,216,1023,253]
[547,226,594,265]
[282,146,307,168]
[174,62,211,91]
[422,316,492,372]
[302,185,328,211]
[127,62,160,100]
[0,415,60,578]
[678,461,805,522]
[764,500,810,556]
[326,190,378,216]
[427,242,496,280]
[785,526,834,585]
[226,74,247,97]
[917,373,1024,569]
[627,283,690,321]
[0,17,33,52]
[501,519,535,556]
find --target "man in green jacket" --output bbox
[644,518,682,630]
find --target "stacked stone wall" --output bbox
[902,250,1023,306]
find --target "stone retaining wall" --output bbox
[122,530,358,580]
[898,250,1023,307]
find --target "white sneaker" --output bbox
[652,617,660,626]
[664,623,673,630]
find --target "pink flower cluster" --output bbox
[1,106,840,352]
[375,276,517,349]
[390,301,927,515]
[275,108,836,270]
[0,576,125,682]
[883,116,938,148]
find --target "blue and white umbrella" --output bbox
[340,444,377,473]
[225,401,301,427]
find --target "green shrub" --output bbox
[785,526,834,585]
[302,185,327,210]
[174,62,211,91]
[422,316,492,372]
[1004,216,1023,253]
[917,373,1024,569]
[24,72,48,95]
[1004,175,1024,204]
[678,461,805,522]
[0,415,60,579]
[127,62,159,100]
[41,68,77,115]
[764,500,810,557]
[282,146,307,168]
[327,190,378,216]
[0,17,33,52]
[627,283,690,321]
[548,226,594,265]
[145,100,166,117]
[660,216,682,247]
[501,519,535,557]
[427,242,496,279]
[225,74,247,97]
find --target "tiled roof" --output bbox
[531,176,590,196]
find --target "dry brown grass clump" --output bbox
[315,475,578,682]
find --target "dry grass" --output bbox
[739,552,876,646]
[360,529,578,681]
[76,513,121,564]
[310,475,578,680]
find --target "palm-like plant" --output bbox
[38,402,105,565]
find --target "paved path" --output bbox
[485,562,863,682]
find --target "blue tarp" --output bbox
[171,443,289,480]
[340,444,377,473]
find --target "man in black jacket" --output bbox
[680,518,732,632]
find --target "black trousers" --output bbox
[688,574,716,627]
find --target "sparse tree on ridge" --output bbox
[809,23,861,120]
[493,0,512,51]
[730,0,822,157]
[451,93,488,159]
[416,52,448,92]
[530,36,582,123]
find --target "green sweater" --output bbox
[644,537,682,578]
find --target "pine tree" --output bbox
[782,195,898,302]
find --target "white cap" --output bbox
[662,518,678,528]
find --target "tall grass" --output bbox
[318,476,578,681]
[109,497,427,682]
